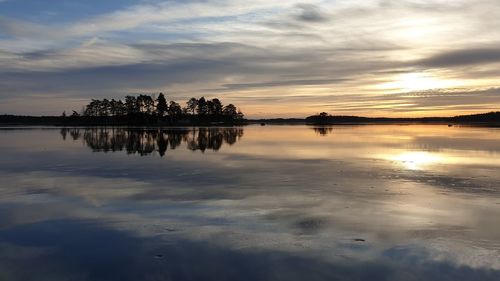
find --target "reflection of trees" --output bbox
[60,128,82,140]
[186,128,243,152]
[313,127,333,136]
[60,127,244,156]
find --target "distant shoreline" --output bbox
[253,111,500,126]
[1,111,499,127]
[248,120,500,127]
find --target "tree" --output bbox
[156,93,168,116]
[168,101,182,116]
[137,94,155,114]
[109,99,122,116]
[115,100,126,116]
[206,99,214,115]
[144,95,155,115]
[100,99,111,116]
[136,95,144,113]
[223,104,237,116]
[211,98,223,115]
[186,98,198,115]
[236,109,244,120]
[84,99,100,116]
[125,96,138,115]
[197,97,208,115]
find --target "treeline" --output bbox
[74,93,244,125]
[452,112,500,123]
[0,94,245,126]
[305,111,500,125]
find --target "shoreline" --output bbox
[1,122,499,128]
[1,111,499,127]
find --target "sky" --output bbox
[0,0,499,118]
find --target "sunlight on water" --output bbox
[390,151,443,170]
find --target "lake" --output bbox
[0,125,499,281]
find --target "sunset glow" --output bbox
[1,1,500,277]
[377,73,462,92]
[0,1,499,117]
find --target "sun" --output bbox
[398,73,441,91]
[378,72,460,92]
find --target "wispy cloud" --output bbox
[0,0,499,116]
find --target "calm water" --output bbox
[0,125,499,281]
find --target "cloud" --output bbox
[293,4,329,22]
[0,42,407,114]
[222,78,350,90]
[0,16,49,39]
[418,48,500,68]
[318,87,500,115]
[0,0,499,116]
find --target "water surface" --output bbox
[0,125,499,280]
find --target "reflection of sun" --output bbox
[379,72,460,92]
[392,151,442,170]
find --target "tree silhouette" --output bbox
[79,94,245,125]
[211,98,223,115]
[109,99,125,116]
[223,104,237,116]
[137,94,155,114]
[206,99,214,115]
[100,99,111,116]
[125,96,138,115]
[197,97,208,115]
[168,101,182,117]
[84,99,99,116]
[156,93,168,116]
[187,97,198,115]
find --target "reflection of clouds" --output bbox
[0,172,150,205]
[2,220,497,281]
[1,167,499,271]
[1,126,500,277]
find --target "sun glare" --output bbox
[392,151,442,170]
[378,72,460,92]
